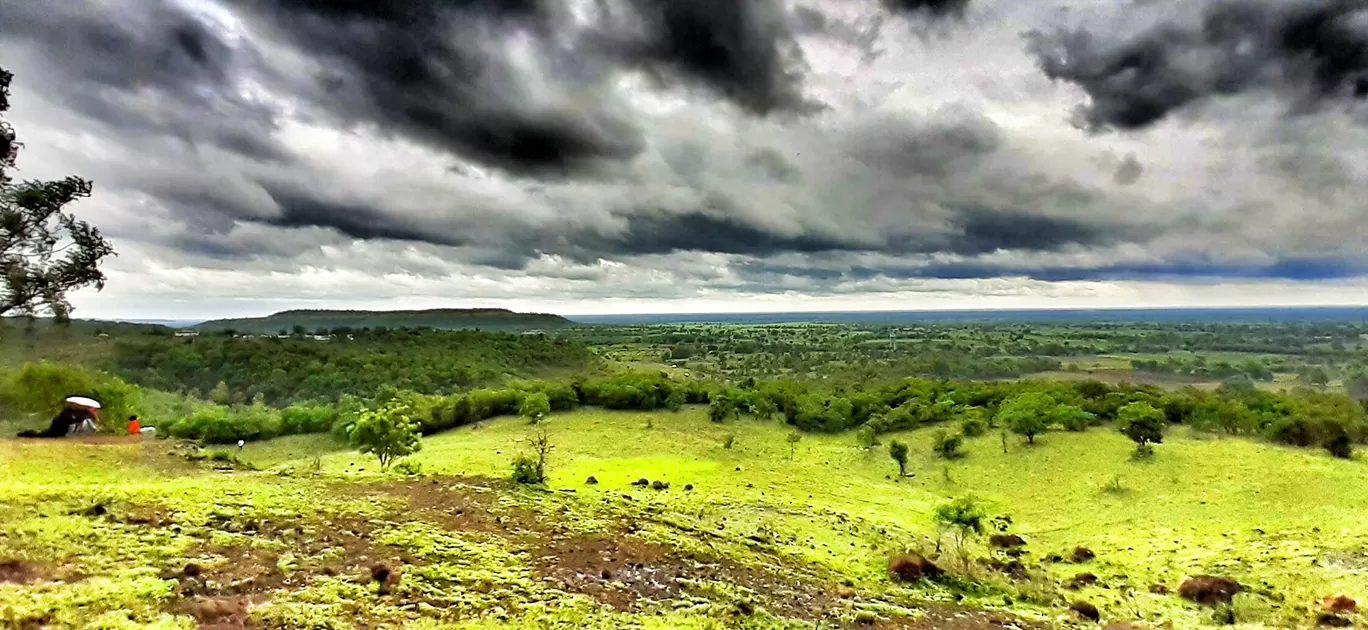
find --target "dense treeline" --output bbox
[135,369,1368,459]
[107,328,595,405]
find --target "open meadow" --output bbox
[5,404,1368,629]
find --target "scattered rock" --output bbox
[735,467,742,471]
[684,484,694,491]
[982,558,1026,579]
[1179,575,1242,605]
[182,563,203,579]
[887,554,942,582]
[837,586,857,599]
[1149,583,1170,595]
[1070,600,1100,622]
[631,478,649,488]
[733,599,755,616]
[1317,613,1353,627]
[650,480,669,491]
[1323,595,1357,613]
[600,569,613,580]
[989,534,1026,548]
[186,597,246,624]
[1069,573,1099,589]
[1044,553,1064,563]
[370,563,392,584]
[855,610,878,625]
[1072,546,1096,563]
[1103,623,1146,630]
[585,476,598,485]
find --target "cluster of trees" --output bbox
[1130,357,1277,381]
[107,329,594,405]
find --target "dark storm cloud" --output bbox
[0,0,291,162]
[226,0,645,176]
[1028,0,1368,131]
[596,0,818,115]
[883,0,971,18]
[259,187,470,248]
[591,211,867,256]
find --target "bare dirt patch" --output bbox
[0,559,39,584]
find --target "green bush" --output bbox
[2,362,141,429]
[168,402,283,444]
[932,430,965,460]
[280,404,339,435]
[510,456,544,485]
[959,412,988,438]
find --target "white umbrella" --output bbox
[64,396,102,409]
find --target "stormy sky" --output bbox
[4,0,1368,319]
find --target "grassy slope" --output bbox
[311,409,1368,627]
[6,409,1368,628]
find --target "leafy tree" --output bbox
[932,495,987,568]
[1055,404,1095,432]
[349,403,422,472]
[889,440,909,476]
[932,429,964,459]
[997,392,1053,445]
[0,67,114,320]
[1118,402,1166,454]
[519,392,550,424]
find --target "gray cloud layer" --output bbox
[4,0,1368,314]
[1028,0,1368,131]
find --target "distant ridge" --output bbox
[193,308,572,333]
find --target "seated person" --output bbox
[16,405,97,438]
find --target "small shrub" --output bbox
[1323,420,1354,459]
[932,430,965,460]
[786,431,801,459]
[511,429,552,485]
[960,415,987,438]
[856,425,879,448]
[392,458,423,476]
[722,434,736,449]
[889,440,909,476]
[510,456,544,485]
[1101,475,1129,495]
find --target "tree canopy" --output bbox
[0,67,113,320]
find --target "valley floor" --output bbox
[3,408,1367,628]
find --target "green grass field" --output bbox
[4,408,1367,628]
